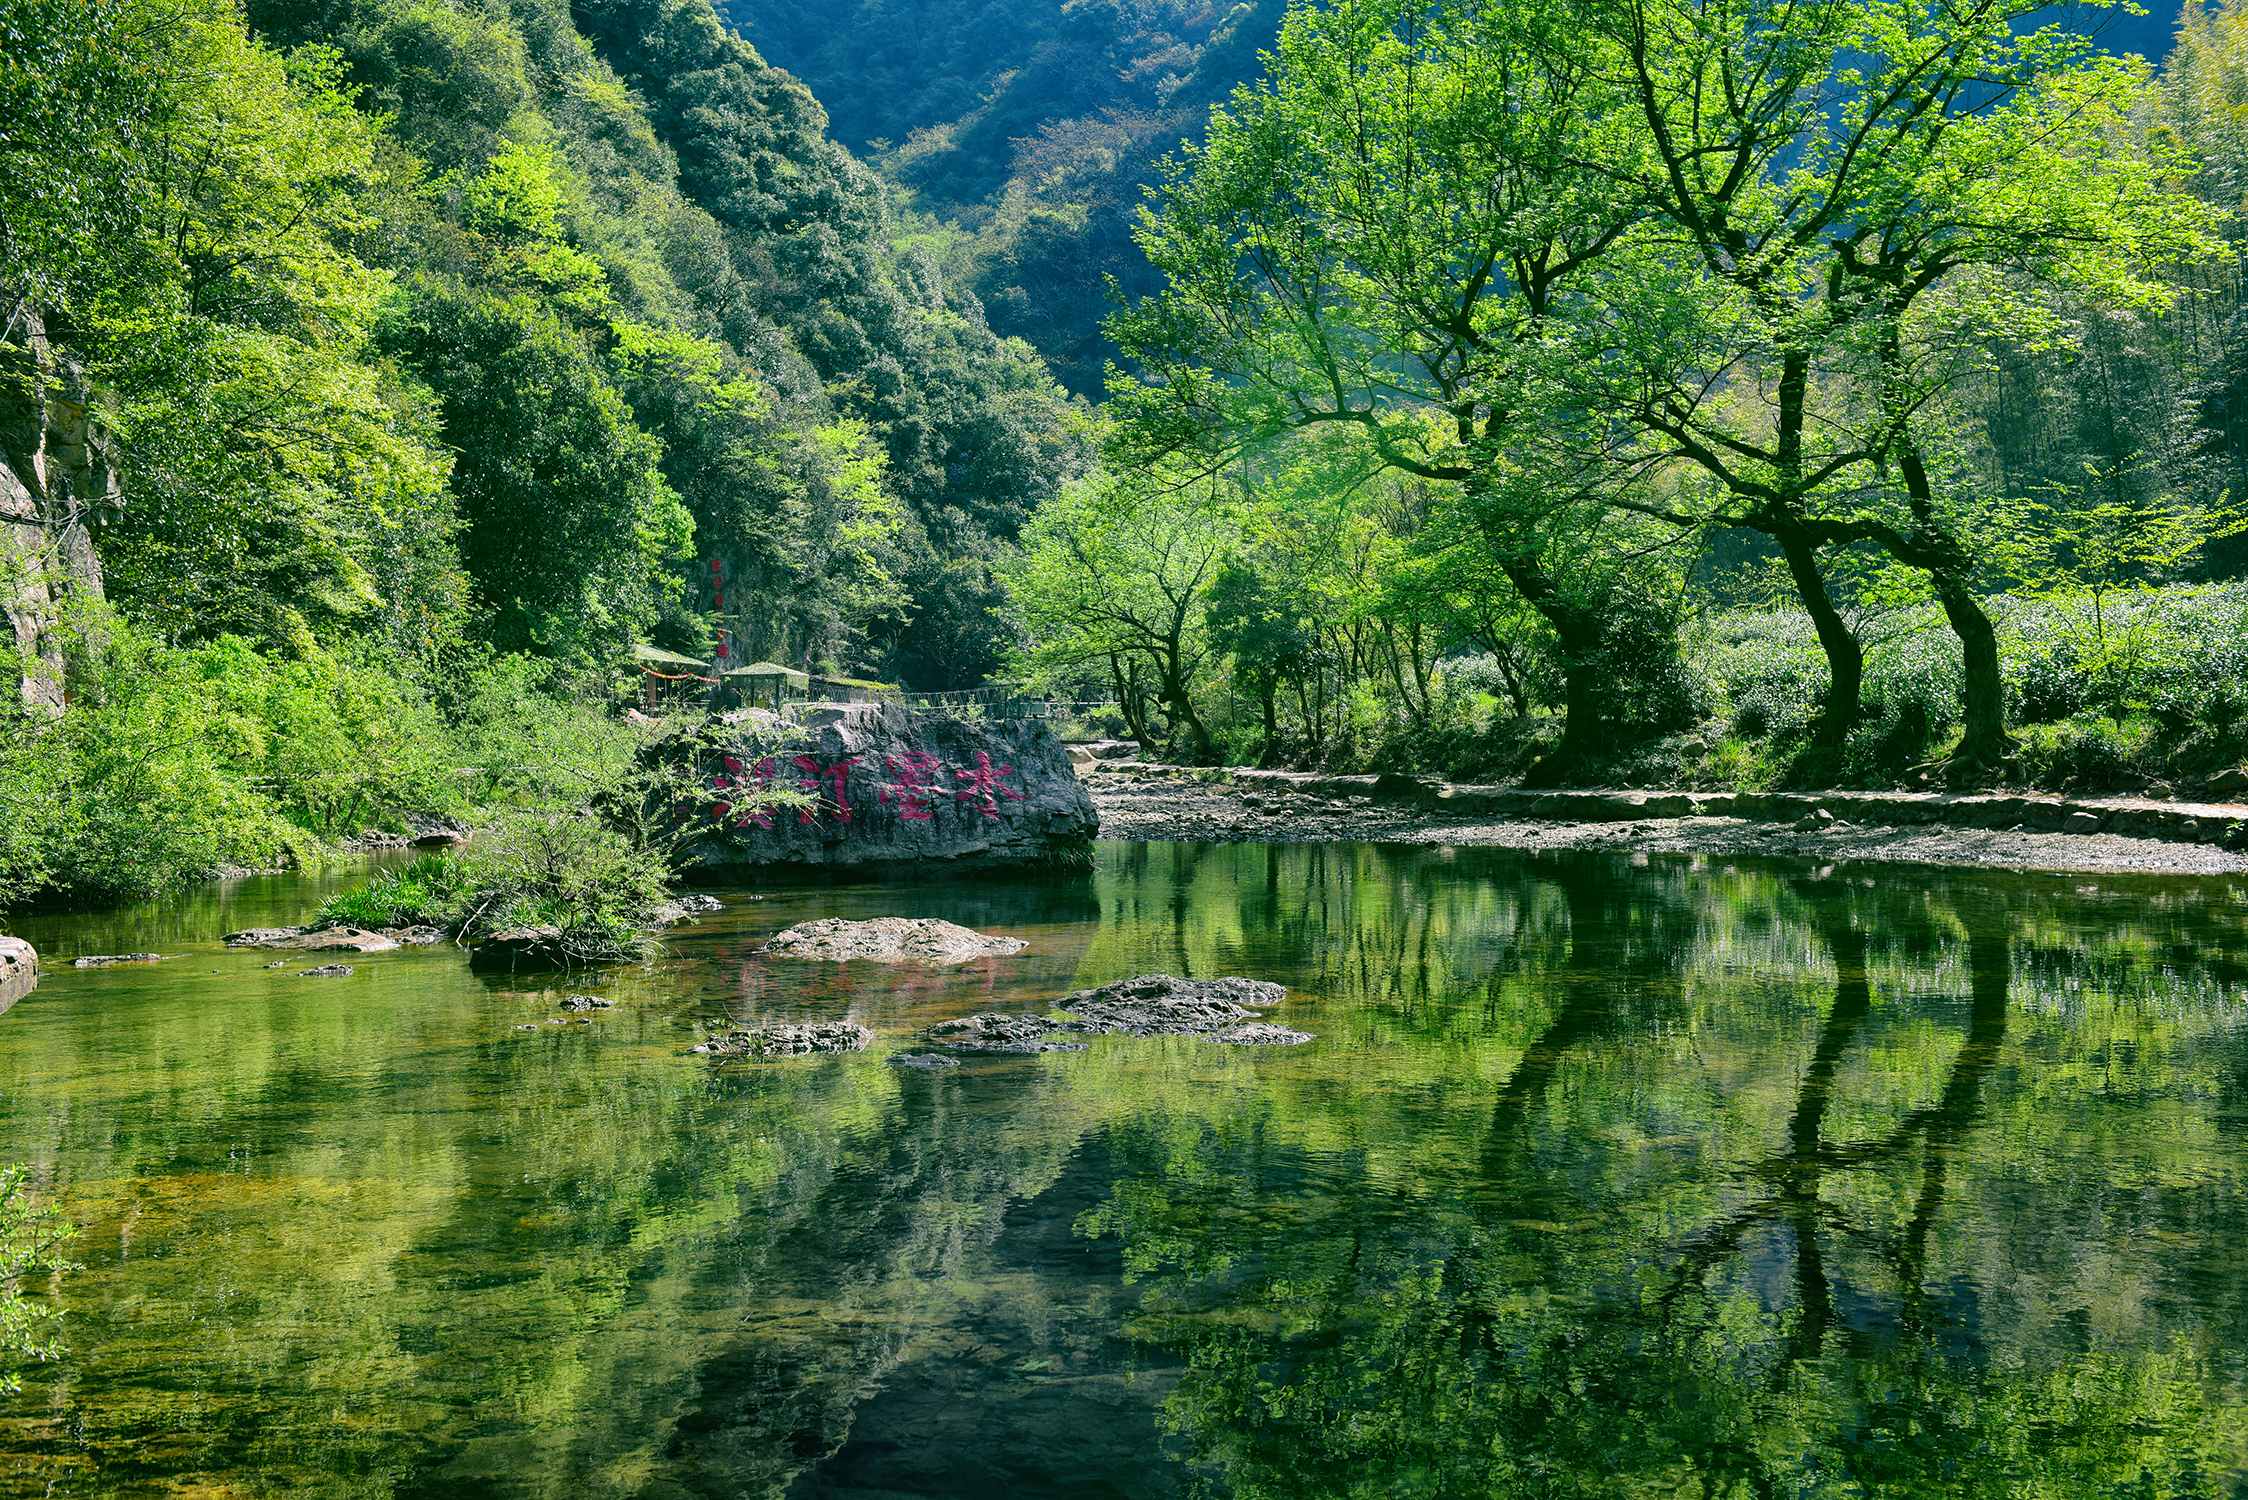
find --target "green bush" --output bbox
[0,611,653,910]
[315,814,672,962]
[0,1165,74,1396]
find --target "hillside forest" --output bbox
[6,0,2248,907]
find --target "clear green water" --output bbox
[0,843,2245,1498]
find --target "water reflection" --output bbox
[0,846,2241,1496]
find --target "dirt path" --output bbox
[1087,768,2248,876]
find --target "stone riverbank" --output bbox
[1085,763,2248,875]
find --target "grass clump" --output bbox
[314,814,674,963]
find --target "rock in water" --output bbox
[1208,1022,1315,1045]
[759,918,1027,965]
[691,1021,873,1057]
[0,936,37,1011]
[72,953,172,968]
[468,925,566,972]
[223,926,400,953]
[924,1013,1088,1053]
[671,702,1098,877]
[887,1053,963,1069]
[559,994,613,1012]
[300,964,354,977]
[1056,975,1289,1036]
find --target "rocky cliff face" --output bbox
[2,298,115,712]
[675,703,1099,877]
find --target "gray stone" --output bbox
[4,303,116,715]
[300,964,354,977]
[925,1013,1088,1052]
[691,1021,874,1057]
[2207,767,2248,800]
[759,917,1028,965]
[1056,974,1288,1036]
[1792,808,1838,831]
[559,994,613,1012]
[224,928,305,947]
[0,935,37,1011]
[2065,811,2103,834]
[672,702,1098,876]
[383,925,449,945]
[71,953,171,968]
[887,1053,963,1069]
[224,926,399,953]
[468,925,566,972]
[1207,1022,1316,1045]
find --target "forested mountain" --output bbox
[722,0,1288,392]
[8,0,1091,690]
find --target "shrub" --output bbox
[2013,716,2156,793]
[0,1166,74,1396]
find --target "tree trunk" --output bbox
[1258,684,1280,768]
[1491,552,1604,785]
[1893,444,2013,778]
[1768,522,1862,757]
[1160,646,1219,765]
[1108,653,1156,754]
[1933,582,2010,775]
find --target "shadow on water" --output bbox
[0,843,2244,1496]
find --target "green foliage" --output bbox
[318,815,672,962]
[311,850,465,928]
[377,281,689,655]
[0,1166,74,1397]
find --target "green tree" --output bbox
[1006,469,1233,762]
[379,280,690,658]
[1106,0,1692,775]
[1586,0,2220,770]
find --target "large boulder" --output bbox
[0,935,36,1012]
[672,703,1098,877]
[758,917,1027,964]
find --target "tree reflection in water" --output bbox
[1087,857,2248,1498]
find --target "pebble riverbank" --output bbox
[1085,763,2248,876]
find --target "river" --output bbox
[0,842,2243,1496]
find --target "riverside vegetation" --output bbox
[11,0,2248,917]
[1013,0,2248,796]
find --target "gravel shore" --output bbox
[1088,768,2248,876]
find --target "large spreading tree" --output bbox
[1111,0,2218,778]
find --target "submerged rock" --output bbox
[559,994,613,1012]
[72,952,172,968]
[0,936,37,1010]
[924,1013,1088,1053]
[1056,974,1289,1036]
[886,1052,963,1069]
[759,917,1027,965]
[300,964,354,977]
[691,1021,874,1057]
[383,925,448,945]
[224,926,399,953]
[1208,1022,1315,1045]
[659,894,724,922]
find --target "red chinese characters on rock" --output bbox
[952,750,1025,818]
[710,755,779,829]
[878,751,943,822]
[793,755,860,824]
